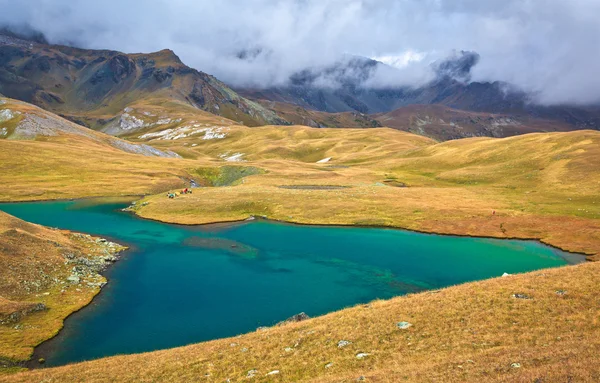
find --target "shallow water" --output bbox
[0,200,580,366]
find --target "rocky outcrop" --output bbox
[276,312,310,326]
[0,301,47,325]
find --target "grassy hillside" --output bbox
[0,211,125,369]
[0,97,198,200]
[3,261,600,382]
[0,97,599,381]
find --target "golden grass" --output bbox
[3,261,600,382]
[1,99,599,381]
[0,212,125,363]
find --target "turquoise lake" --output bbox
[0,200,581,366]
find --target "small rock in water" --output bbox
[38,358,45,364]
[512,293,532,300]
[502,272,511,277]
[356,352,370,359]
[266,370,280,376]
[338,340,352,348]
[397,321,412,330]
[511,362,521,368]
[324,362,334,369]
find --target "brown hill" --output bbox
[0,34,285,131]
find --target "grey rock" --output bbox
[338,340,352,348]
[397,321,412,330]
[277,312,310,326]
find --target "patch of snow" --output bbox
[139,126,228,141]
[317,157,332,164]
[219,152,245,162]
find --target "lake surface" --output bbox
[0,200,581,366]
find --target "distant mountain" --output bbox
[374,104,574,141]
[237,52,600,131]
[0,32,286,130]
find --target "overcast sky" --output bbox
[2,0,600,105]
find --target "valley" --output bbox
[0,23,599,383]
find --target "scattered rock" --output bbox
[556,290,567,296]
[284,347,294,353]
[324,362,333,369]
[266,370,280,376]
[511,362,521,368]
[277,312,310,326]
[356,376,366,381]
[356,352,370,359]
[316,157,332,163]
[67,275,80,284]
[247,369,258,378]
[241,347,248,352]
[512,293,532,300]
[338,340,352,348]
[397,321,412,330]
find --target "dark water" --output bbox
[0,200,580,366]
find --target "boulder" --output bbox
[277,312,310,326]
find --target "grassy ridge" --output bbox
[0,212,126,366]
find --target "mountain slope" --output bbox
[0,212,125,366]
[4,260,600,382]
[374,104,574,141]
[236,53,600,132]
[0,34,286,130]
[0,97,199,200]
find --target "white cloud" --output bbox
[1,0,600,104]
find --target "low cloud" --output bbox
[1,0,599,105]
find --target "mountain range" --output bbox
[0,29,598,141]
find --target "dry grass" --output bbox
[0,212,125,364]
[1,99,599,381]
[3,261,599,383]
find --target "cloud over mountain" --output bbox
[2,0,600,105]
